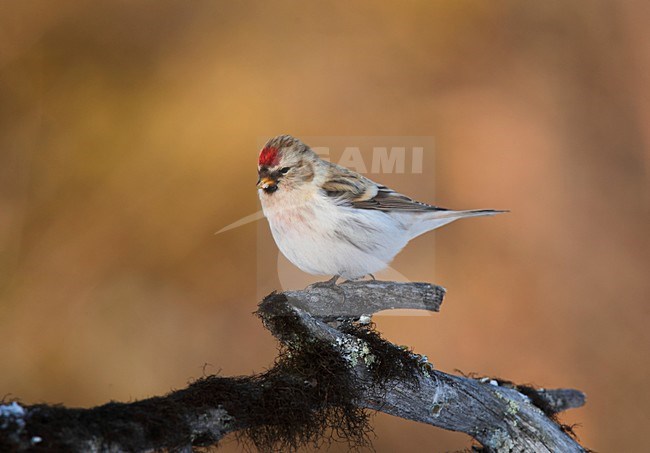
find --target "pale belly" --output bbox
[259,189,409,279]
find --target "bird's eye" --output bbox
[279,167,291,175]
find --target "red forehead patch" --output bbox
[259,146,280,167]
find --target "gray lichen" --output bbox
[0,402,25,430]
[494,390,520,416]
[335,337,376,367]
[486,428,516,452]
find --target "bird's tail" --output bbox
[429,209,508,220]
[409,209,507,239]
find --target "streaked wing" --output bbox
[321,167,446,213]
[321,166,379,203]
[321,160,448,212]
[351,185,448,212]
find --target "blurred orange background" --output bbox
[1,1,649,451]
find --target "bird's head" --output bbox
[257,135,316,194]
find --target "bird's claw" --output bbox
[340,274,376,284]
[308,275,340,289]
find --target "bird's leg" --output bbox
[324,274,340,285]
[341,274,376,284]
[307,275,346,304]
[308,274,340,288]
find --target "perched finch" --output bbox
[257,135,505,282]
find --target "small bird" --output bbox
[257,135,505,282]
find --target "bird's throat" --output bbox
[262,184,278,194]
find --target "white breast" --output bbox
[259,187,410,279]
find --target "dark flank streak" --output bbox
[334,219,377,253]
[348,217,381,234]
[334,230,367,252]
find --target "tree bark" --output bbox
[0,281,587,452]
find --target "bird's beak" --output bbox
[257,176,277,190]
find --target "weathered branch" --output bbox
[284,280,445,320]
[0,281,587,452]
[262,290,586,452]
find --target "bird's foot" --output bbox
[308,275,340,289]
[341,274,376,284]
